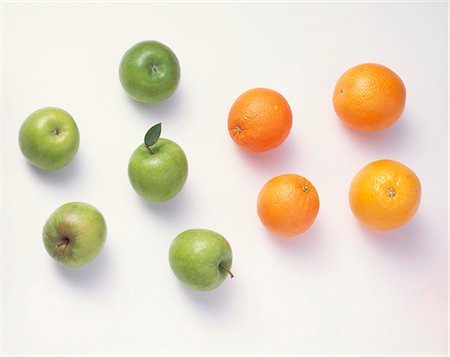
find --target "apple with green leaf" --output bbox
[128,123,188,202]
[119,40,180,104]
[169,229,233,291]
[19,107,80,170]
[43,202,107,267]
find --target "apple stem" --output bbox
[57,237,70,248]
[220,263,234,279]
[145,144,154,154]
[55,237,70,260]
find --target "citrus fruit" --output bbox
[257,174,320,237]
[349,159,421,231]
[333,63,406,131]
[228,88,292,152]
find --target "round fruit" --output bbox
[333,63,406,131]
[349,159,421,230]
[128,138,188,202]
[257,174,320,237]
[228,88,292,152]
[19,107,80,170]
[43,202,107,267]
[169,229,233,291]
[119,40,180,104]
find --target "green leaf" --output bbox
[144,123,162,147]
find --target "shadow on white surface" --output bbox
[25,153,84,187]
[135,185,193,221]
[338,111,413,153]
[54,246,113,292]
[233,136,302,175]
[264,218,328,266]
[125,85,185,121]
[176,279,237,319]
[357,214,430,265]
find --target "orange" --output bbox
[257,174,319,237]
[333,63,406,131]
[349,160,421,231]
[228,88,292,152]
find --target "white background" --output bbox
[1,2,448,356]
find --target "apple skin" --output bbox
[128,138,188,202]
[119,41,180,104]
[19,107,80,170]
[42,202,107,267]
[169,229,233,291]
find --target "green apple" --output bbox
[128,123,188,202]
[42,202,107,267]
[19,107,80,170]
[119,40,180,103]
[169,229,233,291]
